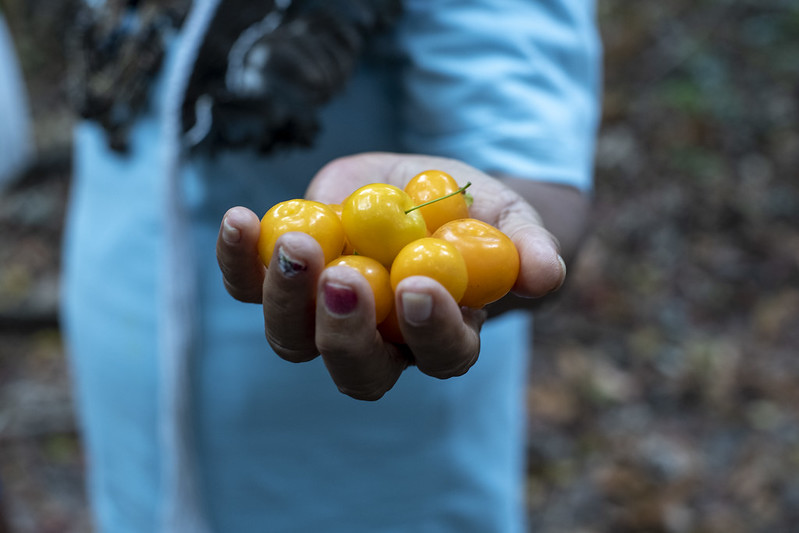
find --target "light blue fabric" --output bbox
[61,1,601,531]
[0,14,34,189]
[395,0,601,191]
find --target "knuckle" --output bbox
[315,328,377,361]
[266,334,318,363]
[418,361,470,380]
[337,385,388,402]
[223,278,260,303]
[315,339,359,361]
[416,348,478,380]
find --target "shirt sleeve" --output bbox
[394,0,602,192]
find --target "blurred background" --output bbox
[1,0,797,531]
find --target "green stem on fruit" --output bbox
[405,182,472,214]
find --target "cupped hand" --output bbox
[215,152,565,400]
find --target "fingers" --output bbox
[476,184,565,299]
[394,276,485,379]
[263,232,326,363]
[224,154,567,402]
[315,266,408,400]
[307,153,568,299]
[500,203,566,298]
[315,270,484,398]
[260,232,481,397]
[217,207,265,303]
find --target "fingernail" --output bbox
[553,255,567,292]
[277,246,307,277]
[401,292,433,325]
[323,282,358,316]
[222,217,241,244]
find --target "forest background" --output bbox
[1,1,798,531]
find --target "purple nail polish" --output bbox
[323,283,358,316]
[277,246,307,277]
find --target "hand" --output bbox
[216,152,565,400]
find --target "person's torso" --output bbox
[62,7,532,530]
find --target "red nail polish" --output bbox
[323,283,358,316]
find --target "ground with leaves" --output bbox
[1,1,798,532]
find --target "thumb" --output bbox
[498,202,566,299]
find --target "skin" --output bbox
[216,152,590,400]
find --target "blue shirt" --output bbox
[61,1,601,531]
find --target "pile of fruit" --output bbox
[257,170,520,342]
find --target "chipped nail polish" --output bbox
[277,246,307,277]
